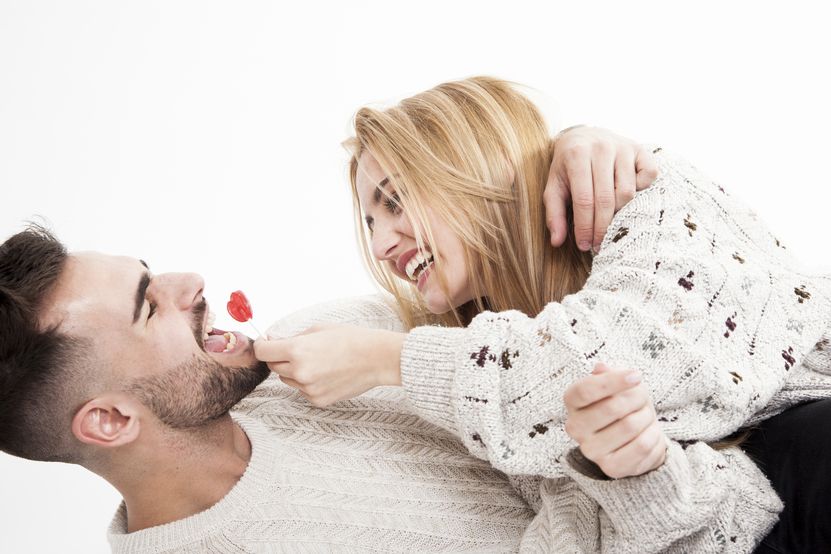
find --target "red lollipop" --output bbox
[227,290,261,337]
[227,290,253,322]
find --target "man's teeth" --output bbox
[203,311,216,340]
[405,252,435,281]
[222,332,237,353]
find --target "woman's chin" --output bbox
[422,292,462,315]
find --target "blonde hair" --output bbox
[347,76,593,329]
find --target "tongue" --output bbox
[205,334,228,353]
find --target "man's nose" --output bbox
[151,272,205,310]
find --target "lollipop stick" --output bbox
[248,321,262,339]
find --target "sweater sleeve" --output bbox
[558,441,781,553]
[400,151,830,477]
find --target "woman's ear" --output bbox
[71,395,141,448]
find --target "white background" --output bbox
[1,1,829,552]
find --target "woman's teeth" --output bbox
[405,252,434,281]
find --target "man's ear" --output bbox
[71,395,141,448]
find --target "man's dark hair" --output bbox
[0,224,86,462]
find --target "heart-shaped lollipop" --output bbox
[227,290,253,322]
[227,290,261,337]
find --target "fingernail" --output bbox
[591,244,600,255]
[579,241,591,251]
[625,371,642,384]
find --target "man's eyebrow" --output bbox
[372,177,391,204]
[132,272,151,324]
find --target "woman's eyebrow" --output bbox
[372,177,391,204]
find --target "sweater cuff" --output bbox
[563,441,713,538]
[400,325,468,436]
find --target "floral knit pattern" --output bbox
[398,150,831,552]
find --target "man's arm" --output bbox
[546,126,658,252]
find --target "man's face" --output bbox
[41,251,269,429]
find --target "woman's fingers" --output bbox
[565,364,668,479]
[564,369,642,410]
[600,423,666,479]
[253,336,293,363]
[579,402,655,459]
[566,386,650,440]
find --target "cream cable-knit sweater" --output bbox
[108,382,535,552]
[265,296,786,553]
[110,295,814,553]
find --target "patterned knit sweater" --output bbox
[394,149,831,551]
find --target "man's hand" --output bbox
[564,363,668,479]
[545,127,659,252]
[253,325,404,407]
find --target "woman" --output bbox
[256,77,831,551]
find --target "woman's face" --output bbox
[355,151,473,314]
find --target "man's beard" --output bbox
[125,300,270,429]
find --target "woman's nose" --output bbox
[371,225,400,261]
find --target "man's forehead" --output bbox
[40,251,143,331]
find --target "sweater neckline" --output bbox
[107,413,277,552]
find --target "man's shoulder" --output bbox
[266,294,404,338]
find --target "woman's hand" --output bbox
[545,126,659,252]
[253,325,405,407]
[564,362,668,479]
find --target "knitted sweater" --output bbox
[106,151,831,553]
[107,381,535,552]
[268,296,784,553]
[393,149,831,551]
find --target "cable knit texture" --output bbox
[108,385,534,552]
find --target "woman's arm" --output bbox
[519,442,782,553]
[256,151,830,478]
[398,151,830,477]
[551,364,780,552]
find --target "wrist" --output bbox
[377,330,405,386]
[553,123,587,141]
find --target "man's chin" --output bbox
[126,355,270,430]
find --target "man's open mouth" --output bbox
[201,308,245,354]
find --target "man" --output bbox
[0,227,538,551]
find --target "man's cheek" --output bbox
[152,329,201,365]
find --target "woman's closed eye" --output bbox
[383,191,402,215]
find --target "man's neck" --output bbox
[112,415,252,533]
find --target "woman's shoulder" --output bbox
[595,147,799,271]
